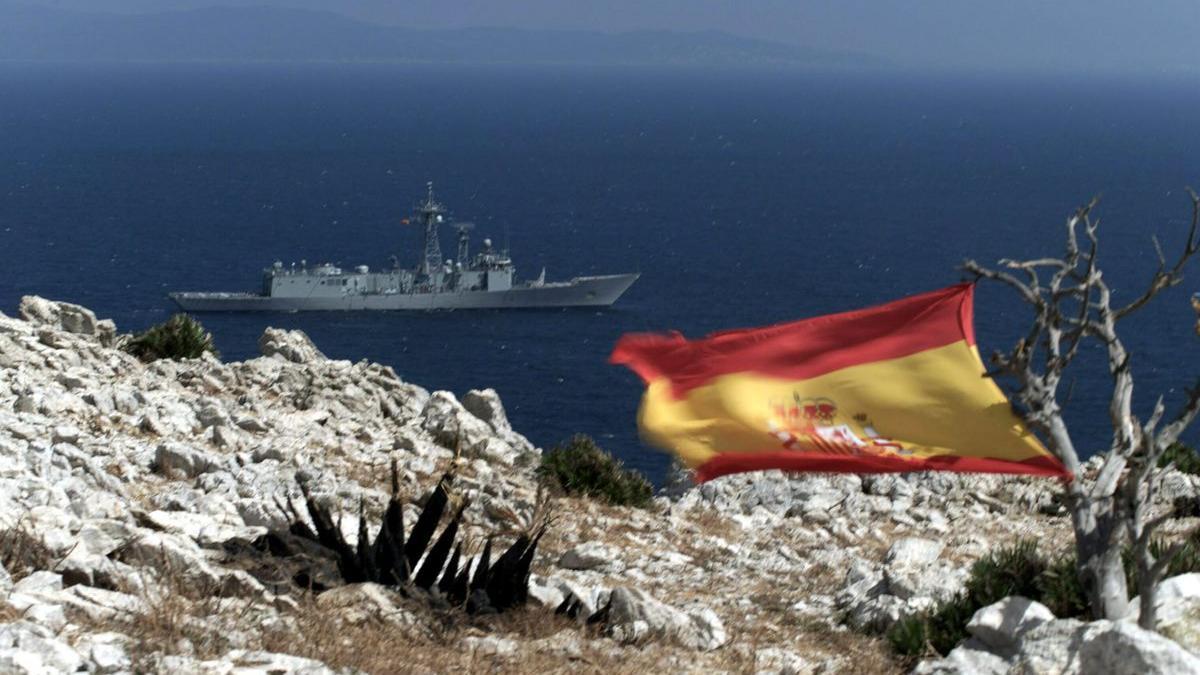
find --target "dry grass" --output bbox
[123,591,237,669]
[261,600,593,674]
[0,601,20,623]
[60,545,264,670]
[59,557,902,675]
[796,624,901,674]
[0,519,61,582]
[682,506,740,540]
[264,601,809,675]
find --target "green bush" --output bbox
[1159,443,1200,475]
[964,539,1044,604]
[879,533,1200,658]
[1036,554,1089,619]
[924,593,980,655]
[122,314,218,363]
[538,434,654,508]
[877,540,1064,657]
[1156,535,1200,577]
[1124,532,1200,592]
[886,615,928,657]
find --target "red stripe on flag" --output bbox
[610,283,977,398]
[693,450,1070,483]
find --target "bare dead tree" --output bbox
[963,193,1200,626]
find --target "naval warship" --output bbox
[170,184,639,312]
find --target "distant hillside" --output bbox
[0,3,877,66]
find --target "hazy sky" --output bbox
[17,0,1200,73]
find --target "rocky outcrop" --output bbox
[4,296,1200,674]
[916,589,1200,674]
[18,296,116,347]
[257,327,326,364]
[603,587,728,651]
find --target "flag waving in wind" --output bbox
[610,284,1068,482]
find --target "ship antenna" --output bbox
[418,181,444,278]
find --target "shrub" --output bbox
[122,314,218,362]
[876,540,1063,657]
[1159,442,1200,475]
[877,533,1200,659]
[924,593,980,656]
[963,539,1044,605]
[886,615,927,657]
[1036,554,1089,619]
[538,434,653,508]
[0,521,58,582]
[1123,531,1200,592]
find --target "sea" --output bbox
[2,62,1199,483]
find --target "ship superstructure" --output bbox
[170,183,639,312]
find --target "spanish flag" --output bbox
[610,284,1068,482]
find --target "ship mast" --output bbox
[416,181,445,278]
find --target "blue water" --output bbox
[3,63,1199,482]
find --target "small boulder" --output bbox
[154,442,222,478]
[75,633,132,674]
[420,391,498,451]
[462,388,512,433]
[967,596,1056,650]
[19,296,115,346]
[23,603,66,632]
[463,635,518,657]
[605,587,727,651]
[234,416,269,433]
[257,327,325,364]
[12,571,63,596]
[558,542,617,571]
[914,640,1010,675]
[1079,620,1200,674]
[51,425,81,446]
[886,537,944,567]
[195,404,228,429]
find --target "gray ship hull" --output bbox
[170,273,639,312]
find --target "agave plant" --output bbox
[121,313,218,362]
[276,466,545,615]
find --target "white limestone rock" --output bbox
[315,583,415,626]
[559,542,619,571]
[967,596,1056,651]
[527,576,566,609]
[913,639,1010,675]
[12,571,64,597]
[196,402,229,429]
[461,388,511,433]
[257,327,326,364]
[420,390,500,453]
[753,647,813,675]
[605,587,728,651]
[19,296,116,346]
[142,509,267,548]
[0,621,85,674]
[154,441,224,478]
[166,650,338,674]
[886,537,944,568]
[1079,620,1200,674]
[1128,573,1200,623]
[463,635,519,657]
[74,632,133,674]
[23,602,67,632]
